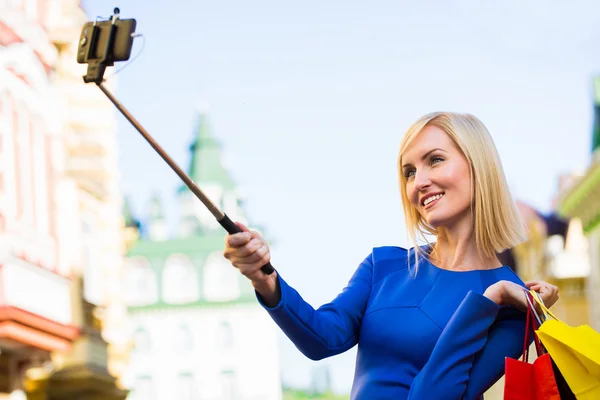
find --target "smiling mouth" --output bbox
[422,193,444,207]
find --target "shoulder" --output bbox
[369,246,413,284]
[479,264,526,292]
[496,266,526,286]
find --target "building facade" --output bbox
[554,77,600,331]
[484,79,600,400]
[1,1,128,398]
[122,111,282,400]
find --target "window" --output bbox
[178,373,195,400]
[133,376,154,400]
[81,215,103,305]
[162,254,199,304]
[203,253,240,301]
[219,321,233,350]
[220,370,238,400]
[133,328,151,354]
[124,257,157,306]
[175,324,193,354]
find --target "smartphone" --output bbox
[76,18,137,64]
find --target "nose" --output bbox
[414,170,432,192]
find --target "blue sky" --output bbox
[83,0,600,393]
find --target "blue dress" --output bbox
[257,246,527,399]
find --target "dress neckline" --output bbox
[418,245,509,274]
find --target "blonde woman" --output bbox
[224,112,559,400]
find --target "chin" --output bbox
[424,208,470,229]
[423,209,456,228]
[423,211,442,226]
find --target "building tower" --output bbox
[122,110,281,400]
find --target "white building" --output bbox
[122,111,282,400]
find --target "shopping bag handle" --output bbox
[529,289,561,322]
[524,289,543,326]
[522,291,544,361]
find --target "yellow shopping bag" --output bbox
[530,290,600,399]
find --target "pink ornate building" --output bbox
[0,1,128,398]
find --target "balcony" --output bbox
[66,155,116,178]
[0,260,78,353]
[65,131,112,157]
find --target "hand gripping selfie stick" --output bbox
[76,8,274,275]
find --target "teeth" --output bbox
[423,194,443,206]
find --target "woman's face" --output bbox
[402,125,472,229]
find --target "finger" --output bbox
[226,237,264,258]
[241,244,270,265]
[227,241,269,265]
[538,288,560,308]
[225,231,253,247]
[235,258,270,277]
[538,285,549,294]
[525,280,543,288]
[539,286,555,298]
[235,221,251,232]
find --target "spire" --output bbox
[122,197,140,229]
[147,192,168,241]
[179,109,236,192]
[176,107,246,237]
[593,77,600,153]
[123,197,141,248]
[148,192,164,220]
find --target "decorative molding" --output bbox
[127,295,258,313]
[0,305,78,352]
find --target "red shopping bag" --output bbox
[503,292,561,400]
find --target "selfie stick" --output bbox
[79,8,275,275]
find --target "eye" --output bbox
[431,156,444,165]
[404,169,415,179]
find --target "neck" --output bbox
[429,215,502,271]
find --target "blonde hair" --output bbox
[397,112,526,271]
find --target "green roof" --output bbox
[593,77,600,153]
[125,110,263,310]
[126,233,257,308]
[557,159,600,233]
[127,234,224,258]
[178,112,236,193]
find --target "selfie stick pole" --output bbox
[80,8,275,275]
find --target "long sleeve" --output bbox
[463,306,526,399]
[408,291,526,400]
[256,254,373,361]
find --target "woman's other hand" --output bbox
[525,280,559,308]
[483,280,559,313]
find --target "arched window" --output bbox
[220,370,238,400]
[178,373,195,400]
[219,321,233,350]
[124,257,157,306]
[133,376,154,400]
[162,254,199,304]
[174,324,194,354]
[133,327,151,354]
[203,252,240,301]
